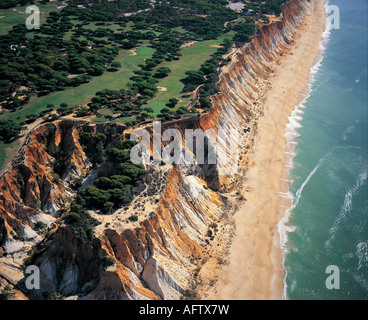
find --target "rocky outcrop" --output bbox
[0,0,311,300]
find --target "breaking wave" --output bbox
[279,0,332,300]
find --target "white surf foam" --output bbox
[356,241,368,271]
[342,119,360,141]
[325,169,368,249]
[280,0,333,300]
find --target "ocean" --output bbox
[280,0,368,300]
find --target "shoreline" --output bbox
[279,3,332,299]
[206,0,326,300]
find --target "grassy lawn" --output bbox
[97,108,114,117]
[0,6,234,168]
[146,33,234,115]
[0,139,22,172]
[0,44,154,170]
[111,117,135,124]
[0,142,8,170]
[92,117,109,123]
[0,2,56,35]
[94,116,134,124]
[0,44,154,122]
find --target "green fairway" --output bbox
[97,108,114,117]
[0,44,154,170]
[0,3,56,35]
[0,5,234,169]
[146,37,232,115]
[0,44,154,121]
[111,117,135,124]
[0,139,22,172]
[92,117,109,123]
[0,142,8,171]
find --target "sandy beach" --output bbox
[206,0,326,300]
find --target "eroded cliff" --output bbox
[0,0,311,300]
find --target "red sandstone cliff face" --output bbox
[0,0,310,300]
[0,121,85,248]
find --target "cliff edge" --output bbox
[0,0,312,300]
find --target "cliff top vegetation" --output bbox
[0,0,288,169]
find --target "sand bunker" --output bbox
[180,41,197,49]
[157,86,168,92]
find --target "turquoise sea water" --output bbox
[281,0,368,300]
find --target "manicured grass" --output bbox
[172,27,188,34]
[0,142,7,170]
[0,44,154,170]
[146,37,230,115]
[0,2,56,35]
[0,44,154,122]
[111,117,135,124]
[0,2,57,170]
[97,108,114,117]
[0,13,233,169]
[0,139,22,171]
[92,117,109,123]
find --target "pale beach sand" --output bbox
[205,0,326,300]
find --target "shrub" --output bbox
[76,108,89,117]
[94,133,107,145]
[65,212,81,224]
[199,97,212,109]
[0,120,23,143]
[166,98,179,108]
[81,132,91,143]
[160,107,171,114]
[101,256,115,270]
[79,186,111,209]
[110,175,131,184]
[35,221,47,231]
[0,217,7,246]
[153,67,171,78]
[129,215,138,222]
[110,62,122,69]
[0,286,13,301]
[16,173,24,184]
[103,202,114,214]
[107,148,129,162]
[118,162,147,180]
